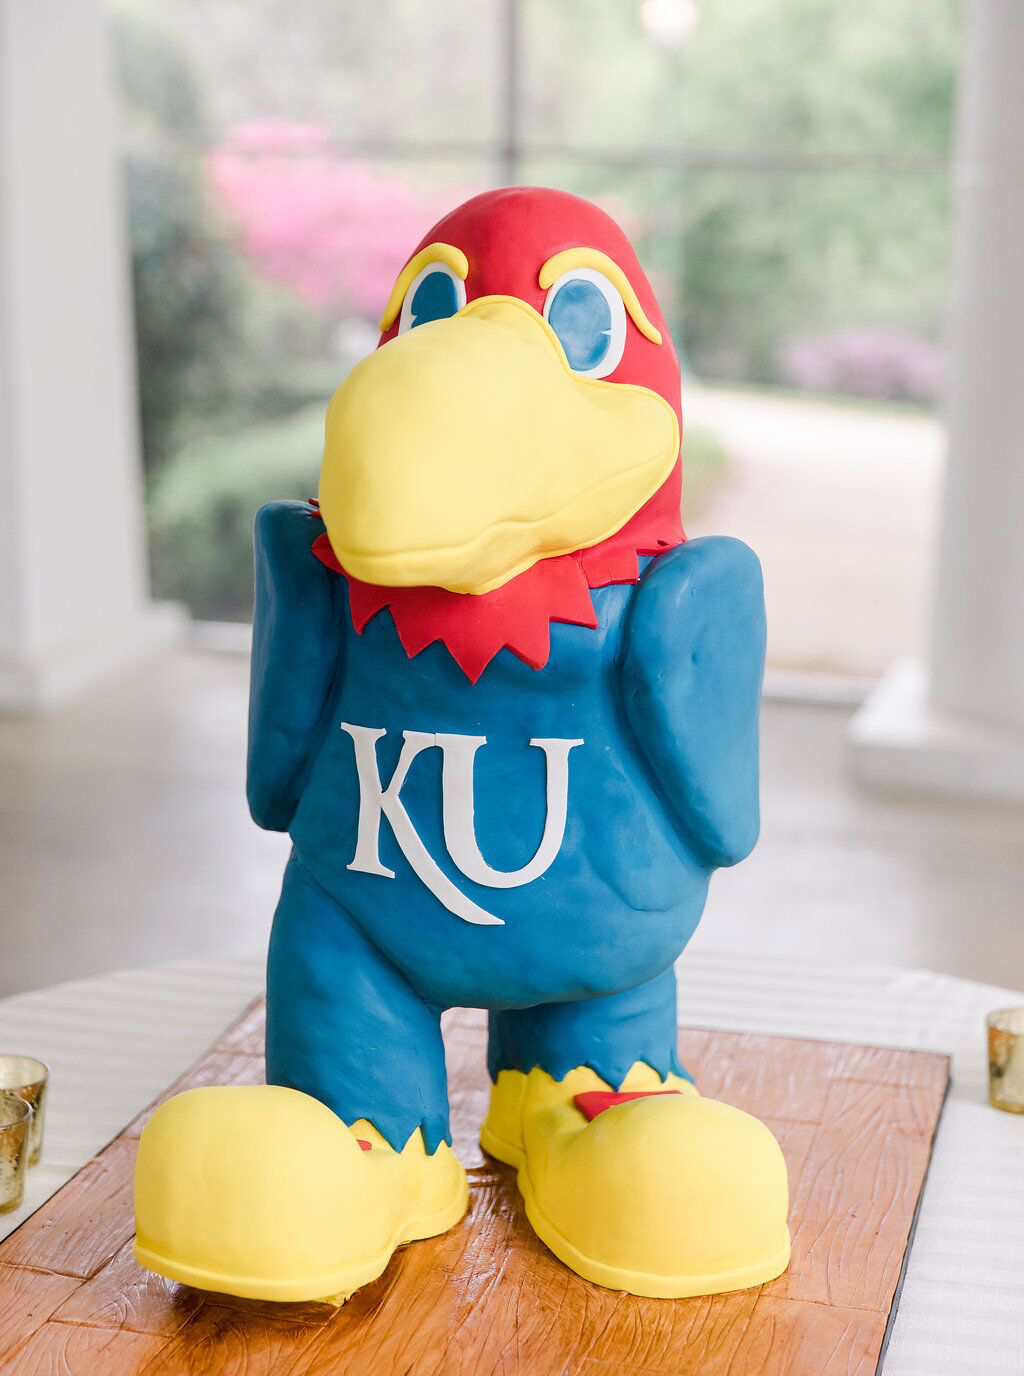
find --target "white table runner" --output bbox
[0,951,1020,1374]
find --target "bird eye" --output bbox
[398,262,467,334]
[543,268,627,378]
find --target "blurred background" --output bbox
[2,0,1022,997]
[130,0,953,669]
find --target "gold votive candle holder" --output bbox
[0,1093,31,1213]
[987,1008,1024,1113]
[0,1057,48,1165]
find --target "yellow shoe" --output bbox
[481,1063,790,1298]
[134,1084,467,1303]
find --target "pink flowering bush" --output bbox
[779,329,944,406]
[207,119,466,319]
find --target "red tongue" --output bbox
[572,1089,683,1123]
[309,469,683,684]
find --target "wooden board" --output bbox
[0,1000,949,1375]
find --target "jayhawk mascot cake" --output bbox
[134,187,790,1303]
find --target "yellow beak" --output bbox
[318,296,679,595]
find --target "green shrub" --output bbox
[681,424,730,520]
[149,404,325,621]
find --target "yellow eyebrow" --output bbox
[538,248,663,346]
[379,242,469,332]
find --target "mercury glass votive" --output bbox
[0,1094,31,1213]
[987,1008,1024,1113]
[0,1057,48,1165]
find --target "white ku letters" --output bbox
[341,723,583,926]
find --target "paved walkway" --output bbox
[683,385,944,678]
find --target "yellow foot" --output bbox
[134,1085,467,1303]
[481,1063,790,1299]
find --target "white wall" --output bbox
[0,0,179,710]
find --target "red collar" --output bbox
[310,486,683,683]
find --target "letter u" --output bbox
[437,734,583,889]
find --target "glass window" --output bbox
[115,0,959,672]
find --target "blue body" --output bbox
[250,502,765,1149]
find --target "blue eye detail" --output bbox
[547,279,611,371]
[398,263,466,334]
[543,268,627,378]
[410,270,458,325]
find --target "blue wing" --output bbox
[621,536,766,869]
[246,501,346,832]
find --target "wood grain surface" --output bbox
[0,1001,948,1375]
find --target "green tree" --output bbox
[113,6,246,473]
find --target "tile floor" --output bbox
[1,648,1022,998]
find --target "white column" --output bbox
[849,0,1024,801]
[0,0,181,712]
[930,0,1024,731]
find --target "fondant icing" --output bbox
[317,294,679,594]
[379,241,469,332]
[539,246,663,345]
[134,186,789,1304]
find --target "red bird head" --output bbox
[314,187,685,681]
